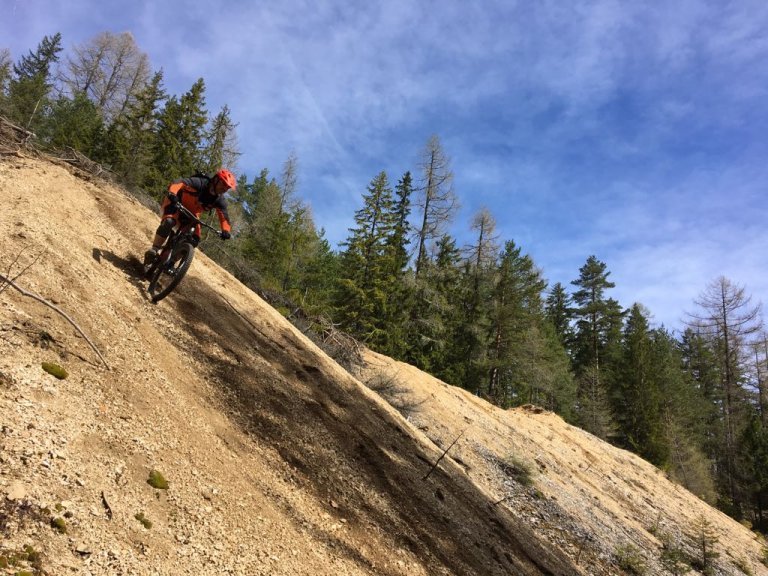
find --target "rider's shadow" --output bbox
[92,248,148,295]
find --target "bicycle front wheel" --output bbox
[148,242,195,303]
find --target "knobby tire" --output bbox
[148,242,195,303]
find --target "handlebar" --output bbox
[176,203,224,237]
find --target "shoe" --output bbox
[143,248,159,267]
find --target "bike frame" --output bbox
[156,204,219,266]
[144,203,222,302]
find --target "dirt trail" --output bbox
[0,154,765,576]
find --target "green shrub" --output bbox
[147,470,169,490]
[689,515,720,574]
[734,556,754,576]
[660,540,691,575]
[50,517,67,533]
[134,512,152,529]
[41,362,67,379]
[501,454,534,486]
[615,543,647,575]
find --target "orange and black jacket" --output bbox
[163,175,232,235]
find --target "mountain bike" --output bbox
[144,203,224,303]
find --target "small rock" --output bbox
[6,481,26,500]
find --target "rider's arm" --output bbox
[168,177,207,203]
[214,198,232,233]
[167,180,188,199]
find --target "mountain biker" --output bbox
[144,168,236,267]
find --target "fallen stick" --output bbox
[0,272,110,370]
[423,429,466,480]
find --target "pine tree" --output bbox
[572,256,616,370]
[752,332,768,425]
[579,363,616,439]
[283,199,321,298]
[201,104,240,173]
[235,169,269,228]
[615,304,667,464]
[335,171,399,350]
[741,415,768,529]
[42,91,104,156]
[678,327,723,485]
[454,209,499,395]
[295,230,340,315]
[486,240,546,405]
[406,234,461,376]
[7,33,63,134]
[571,255,621,438]
[245,171,291,290]
[102,70,167,187]
[150,78,208,193]
[545,282,574,353]
[686,276,763,518]
[536,320,578,419]
[661,328,717,503]
[380,171,414,357]
[489,242,576,414]
[389,171,412,273]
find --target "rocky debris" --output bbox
[359,349,768,576]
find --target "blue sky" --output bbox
[3,0,767,331]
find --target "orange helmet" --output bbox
[215,168,237,191]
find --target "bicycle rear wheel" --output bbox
[148,242,195,303]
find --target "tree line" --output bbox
[3,32,767,532]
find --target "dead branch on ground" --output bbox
[52,146,106,176]
[423,429,467,481]
[316,317,362,368]
[0,248,45,295]
[0,116,35,154]
[0,261,110,370]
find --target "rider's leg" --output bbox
[144,217,176,265]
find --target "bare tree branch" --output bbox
[62,31,150,123]
[413,135,458,279]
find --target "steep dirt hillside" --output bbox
[0,155,584,575]
[356,351,768,575]
[1,153,767,576]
